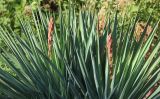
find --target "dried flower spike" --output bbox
[48,17,54,59]
[107,33,113,79]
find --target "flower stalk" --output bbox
[48,17,54,59]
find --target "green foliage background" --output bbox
[0,0,40,71]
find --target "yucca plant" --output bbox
[0,7,160,99]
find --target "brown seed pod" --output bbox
[98,7,106,36]
[48,17,54,59]
[134,22,152,42]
